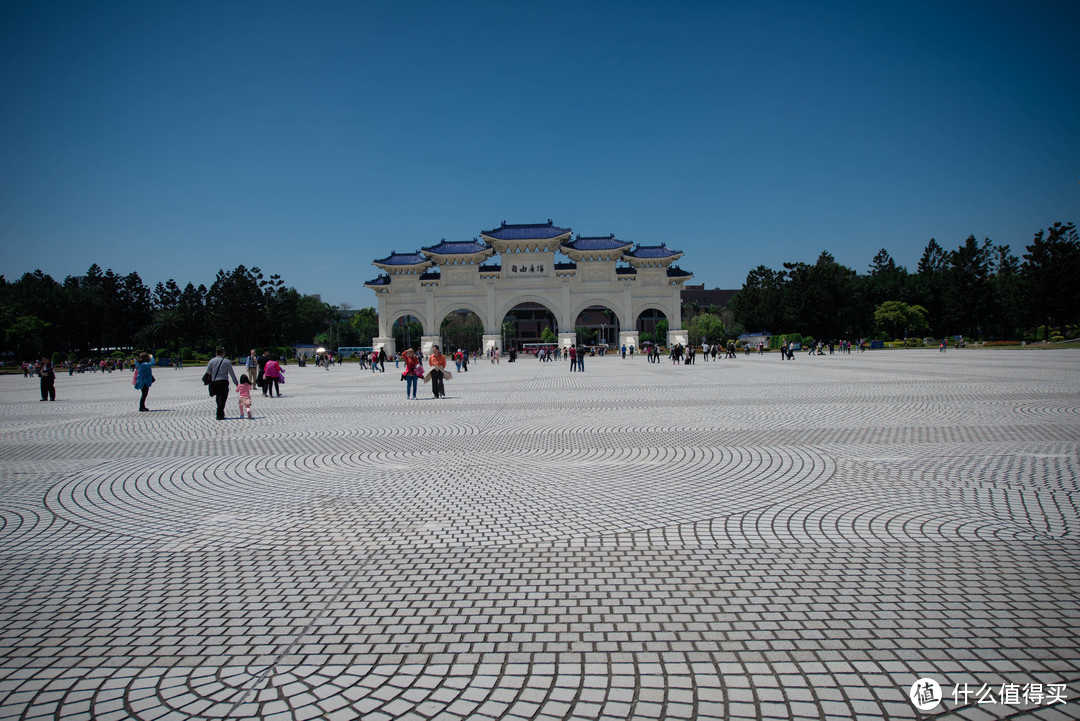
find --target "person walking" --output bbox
[569,345,577,372]
[205,347,239,420]
[577,346,585,372]
[134,353,155,411]
[401,348,421,400]
[428,344,447,398]
[38,357,56,401]
[236,374,255,419]
[263,355,284,397]
[246,349,258,383]
[256,349,270,395]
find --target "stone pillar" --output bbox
[482,334,502,354]
[373,337,396,357]
[667,329,689,347]
[558,332,576,350]
[420,336,442,356]
[619,331,639,351]
[561,280,572,332]
[424,290,436,335]
[670,285,683,330]
[376,294,389,338]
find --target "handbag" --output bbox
[203,356,223,387]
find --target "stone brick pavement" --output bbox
[1,350,1078,720]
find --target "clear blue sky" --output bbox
[2,0,1077,308]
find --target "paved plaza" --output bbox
[1,349,1078,720]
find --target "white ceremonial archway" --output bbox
[366,221,693,356]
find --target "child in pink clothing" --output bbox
[237,374,254,419]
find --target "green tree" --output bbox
[654,319,669,345]
[6,315,52,358]
[152,279,182,310]
[206,266,265,354]
[119,272,152,346]
[177,282,208,350]
[350,307,379,346]
[988,244,1021,339]
[441,312,483,352]
[575,326,597,345]
[687,312,725,345]
[863,249,910,331]
[945,235,994,339]
[792,252,859,341]
[392,316,423,351]
[501,320,517,349]
[728,265,784,333]
[540,325,556,343]
[873,301,929,339]
[292,294,331,344]
[1021,222,1080,336]
[914,238,949,336]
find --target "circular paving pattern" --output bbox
[42,443,833,551]
[1,350,1079,720]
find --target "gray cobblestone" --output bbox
[1,351,1078,719]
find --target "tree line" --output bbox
[6,221,1076,361]
[726,222,1079,343]
[1,264,350,361]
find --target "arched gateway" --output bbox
[365,220,693,355]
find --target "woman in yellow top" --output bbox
[428,345,447,399]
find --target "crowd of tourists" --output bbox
[20,335,911,416]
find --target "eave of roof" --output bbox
[480,219,571,241]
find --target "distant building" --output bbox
[739,331,772,347]
[365,219,695,355]
[681,285,738,309]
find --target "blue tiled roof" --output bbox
[563,234,632,251]
[419,271,441,281]
[554,262,577,270]
[481,219,571,240]
[422,239,492,255]
[374,251,429,266]
[626,244,682,259]
[667,267,692,277]
[364,276,391,286]
[479,264,502,272]
[616,267,637,275]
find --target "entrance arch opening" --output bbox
[392,315,423,352]
[501,302,558,351]
[573,305,620,348]
[440,309,484,354]
[636,308,669,347]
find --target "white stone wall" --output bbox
[373,250,686,355]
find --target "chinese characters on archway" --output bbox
[510,264,544,275]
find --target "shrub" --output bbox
[181,347,193,360]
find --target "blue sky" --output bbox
[2,0,1077,308]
